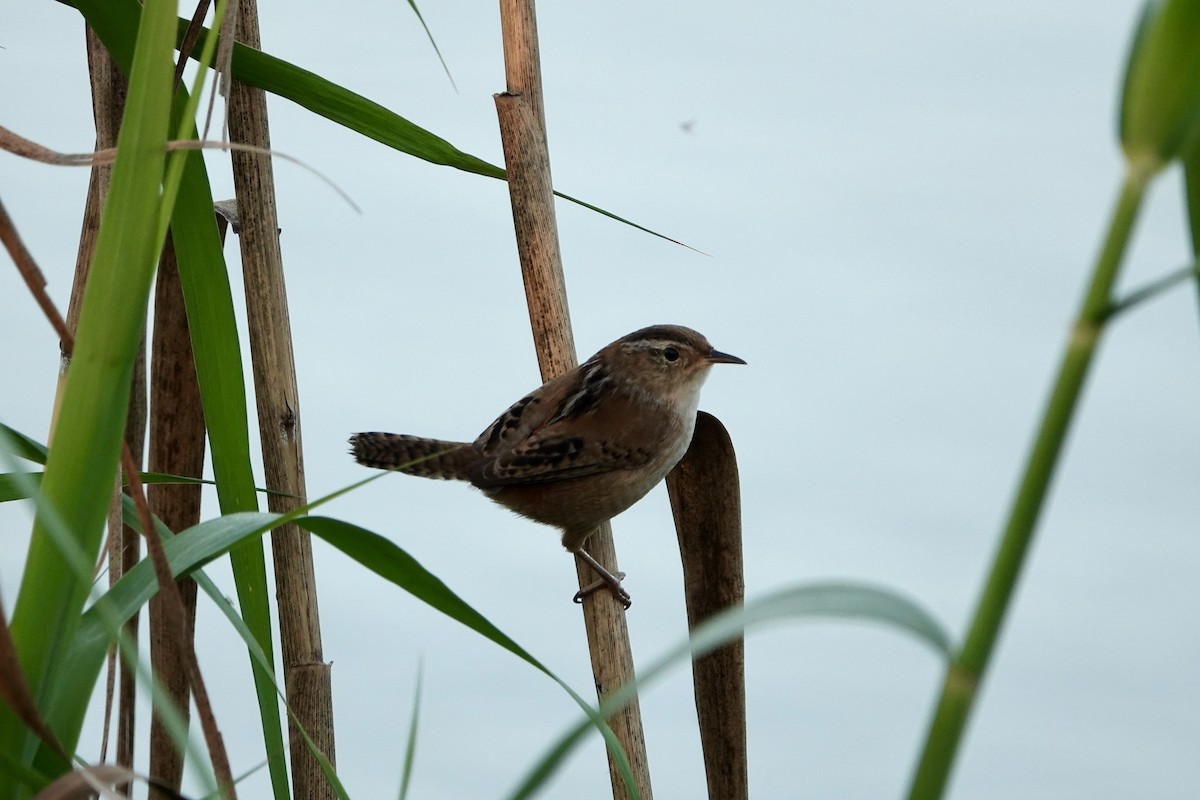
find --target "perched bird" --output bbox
[350,324,744,607]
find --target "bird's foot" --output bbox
[573,550,632,609]
[573,571,631,608]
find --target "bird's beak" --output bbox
[707,348,746,365]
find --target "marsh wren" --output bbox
[350,324,744,607]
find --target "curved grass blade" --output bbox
[155,34,288,799]
[0,453,214,796]
[1184,135,1200,319]
[0,473,41,504]
[0,0,177,777]
[403,0,457,92]
[0,747,48,795]
[63,0,686,246]
[0,602,70,767]
[506,582,953,800]
[186,545,351,800]
[168,126,290,800]
[63,500,639,799]
[397,663,423,800]
[276,516,643,800]
[0,423,48,464]
[13,3,284,791]
[1184,130,1200,260]
[68,512,281,698]
[296,518,537,665]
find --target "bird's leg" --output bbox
[573,549,632,609]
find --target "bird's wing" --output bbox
[469,429,655,487]
[469,385,663,487]
[472,358,611,456]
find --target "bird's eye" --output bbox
[663,347,680,362]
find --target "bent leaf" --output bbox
[507,581,953,800]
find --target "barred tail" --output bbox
[349,433,477,480]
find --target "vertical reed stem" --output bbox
[494,1,652,797]
[227,5,336,797]
[666,412,747,800]
[147,231,208,800]
[907,166,1150,799]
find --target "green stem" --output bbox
[1106,261,1200,318]
[906,165,1151,800]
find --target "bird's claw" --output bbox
[573,571,631,609]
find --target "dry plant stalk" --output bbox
[494,1,652,797]
[147,232,208,799]
[109,326,145,791]
[64,28,127,343]
[227,4,337,797]
[666,412,747,800]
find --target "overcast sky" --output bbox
[2,1,1199,798]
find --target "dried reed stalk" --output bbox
[227,5,336,797]
[666,411,747,800]
[495,1,652,797]
[146,231,208,799]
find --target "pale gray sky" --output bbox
[2,1,1199,798]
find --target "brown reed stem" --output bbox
[227,4,336,797]
[666,412,747,800]
[147,230,208,800]
[494,1,652,797]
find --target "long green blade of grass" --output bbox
[169,126,289,800]
[1182,134,1200,259]
[62,0,686,245]
[69,512,542,696]
[61,502,639,798]
[396,664,423,800]
[39,3,288,794]
[0,423,48,463]
[507,581,953,800]
[3,469,217,797]
[0,0,177,785]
